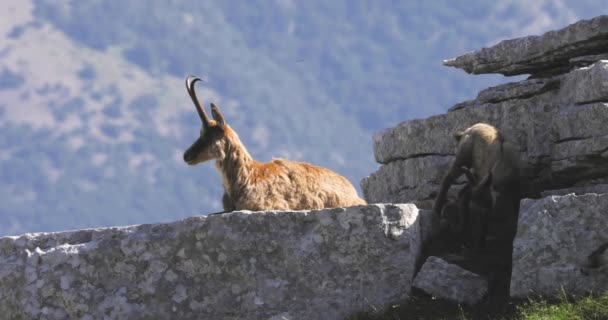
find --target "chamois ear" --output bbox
[210,103,225,128]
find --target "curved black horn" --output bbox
[186,75,210,130]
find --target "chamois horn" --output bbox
[186,75,210,130]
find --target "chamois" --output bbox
[441,166,493,250]
[461,167,493,249]
[433,123,520,229]
[182,75,367,212]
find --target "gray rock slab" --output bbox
[551,102,608,142]
[474,78,561,105]
[570,53,608,68]
[361,156,455,204]
[367,63,608,207]
[551,135,608,160]
[541,184,608,197]
[0,204,423,320]
[413,256,488,306]
[443,15,608,76]
[511,194,608,298]
[559,61,608,105]
[374,62,608,164]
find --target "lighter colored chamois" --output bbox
[182,75,366,212]
[433,123,521,227]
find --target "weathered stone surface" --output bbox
[448,77,561,111]
[366,63,608,204]
[511,194,608,298]
[541,183,608,197]
[559,61,608,105]
[413,256,488,305]
[475,78,561,105]
[0,204,422,320]
[551,103,608,142]
[443,15,608,76]
[361,156,457,205]
[552,135,608,160]
[570,53,608,68]
[374,62,608,164]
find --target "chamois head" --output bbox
[183,75,229,165]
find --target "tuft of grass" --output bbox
[346,291,608,320]
[517,291,608,320]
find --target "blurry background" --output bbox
[0,0,604,235]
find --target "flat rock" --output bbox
[474,78,561,105]
[413,256,488,305]
[511,194,608,298]
[367,63,608,201]
[443,15,608,76]
[570,53,608,68]
[374,62,608,165]
[361,155,456,205]
[541,184,608,197]
[0,204,422,320]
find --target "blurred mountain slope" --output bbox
[0,0,605,235]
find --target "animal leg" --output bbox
[222,192,235,212]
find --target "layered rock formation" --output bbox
[0,205,422,320]
[363,14,608,303]
[443,15,608,77]
[363,15,608,208]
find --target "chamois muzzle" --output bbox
[183,137,204,165]
[183,149,196,165]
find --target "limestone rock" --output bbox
[361,155,456,206]
[373,61,608,165]
[413,256,488,305]
[474,78,561,105]
[510,194,608,298]
[443,15,608,76]
[0,204,422,320]
[541,183,608,197]
[366,61,608,205]
[570,53,608,68]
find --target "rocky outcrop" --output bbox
[443,15,608,77]
[541,183,608,197]
[511,194,608,298]
[362,14,608,303]
[0,204,422,320]
[413,256,488,306]
[362,15,608,207]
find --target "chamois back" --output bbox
[182,75,366,212]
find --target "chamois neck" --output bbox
[215,127,257,194]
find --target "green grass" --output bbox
[517,291,608,320]
[347,291,608,320]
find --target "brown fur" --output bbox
[183,77,366,212]
[433,123,520,225]
[462,167,493,250]
[441,166,493,250]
